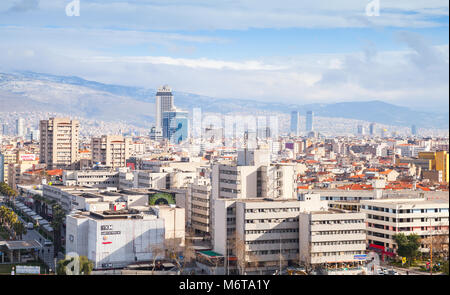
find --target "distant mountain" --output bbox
[0,71,448,129]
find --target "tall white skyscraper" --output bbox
[155,85,174,129]
[306,111,314,132]
[16,118,25,137]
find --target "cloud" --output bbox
[8,0,39,12]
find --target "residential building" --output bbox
[39,118,80,170]
[91,135,132,168]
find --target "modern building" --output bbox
[290,111,300,136]
[411,125,417,136]
[66,209,166,270]
[306,111,314,133]
[91,135,132,168]
[369,123,376,136]
[155,85,174,130]
[357,124,365,136]
[162,108,189,144]
[39,118,80,170]
[361,198,449,254]
[299,209,367,274]
[16,118,25,138]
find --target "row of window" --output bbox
[312,230,365,235]
[312,240,365,246]
[248,249,298,255]
[245,218,298,224]
[245,208,299,213]
[311,251,364,257]
[312,219,363,225]
[246,229,299,234]
[245,239,299,245]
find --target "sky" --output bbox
[0,0,448,112]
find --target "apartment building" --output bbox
[361,198,449,253]
[91,135,132,168]
[39,118,80,170]
[299,210,366,274]
[189,176,212,236]
[119,170,169,190]
[212,149,296,200]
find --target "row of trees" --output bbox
[0,205,27,240]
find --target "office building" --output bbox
[290,111,300,136]
[361,198,449,254]
[16,118,25,138]
[299,209,366,274]
[357,124,365,136]
[306,111,314,133]
[411,125,417,136]
[39,118,80,170]
[155,85,174,129]
[162,108,189,144]
[369,123,376,136]
[91,135,132,168]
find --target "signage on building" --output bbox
[100,225,121,236]
[354,254,367,260]
[20,154,36,161]
[16,265,40,274]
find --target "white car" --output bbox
[377,269,384,275]
[388,270,399,275]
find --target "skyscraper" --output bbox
[163,108,189,144]
[306,111,314,132]
[16,118,25,137]
[39,118,80,169]
[290,111,300,136]
[155,85,174,129]
[411,125,417,136]
[369,122,376,136]
[357,124,365,136]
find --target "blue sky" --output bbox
[0,0,448,111]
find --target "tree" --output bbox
[394,233,421,266]
[443,261,449,275]
[51,203,66,256]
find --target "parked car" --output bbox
[388,270,399,275]
[27,222,34,230]
[377,269,385,275]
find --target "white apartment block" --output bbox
[361,198,449,253]
[39,118,80,169]
[63,170,119,188]
[91,135,132,168]
[212,149,296,200]
[299,210,366,271]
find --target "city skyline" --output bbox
[0,1,448,112]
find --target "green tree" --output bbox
[394,233,421,267]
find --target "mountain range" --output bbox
[0,71,448,129]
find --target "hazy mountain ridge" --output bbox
[0,71,448,129]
